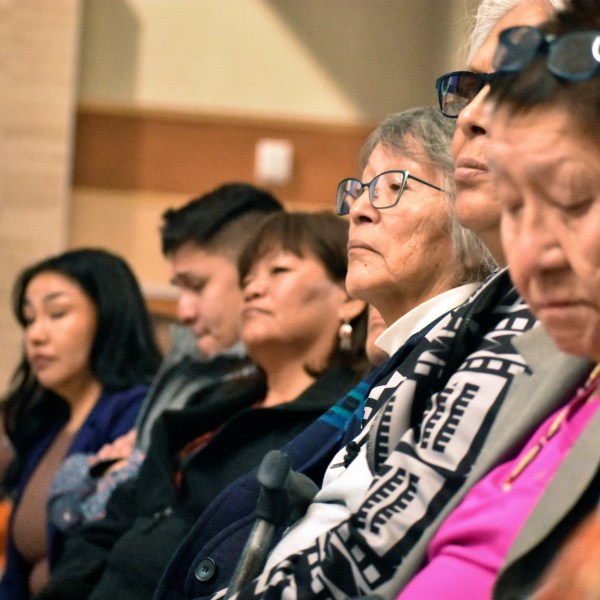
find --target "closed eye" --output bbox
[49,310,67,320]
[270,266,291,275]
[184,280,206,294]
[559,197,593,217]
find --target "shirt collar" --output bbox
[376,283,480,355]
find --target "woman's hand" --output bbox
[94,429,137,473]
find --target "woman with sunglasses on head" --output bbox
[398,1,600,598]
[0,248,162,600]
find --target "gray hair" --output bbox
[358,106,496,284]
[468,0,566,61]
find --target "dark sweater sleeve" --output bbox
[34,478,139,600]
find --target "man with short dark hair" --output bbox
[134,183,283,446]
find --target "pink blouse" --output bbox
[398,390,600,599]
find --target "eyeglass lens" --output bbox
[494,26,600,82]
[550,32,600,80]
[336,171,407,215]
[436,72,487,118]
[493,26,542,72]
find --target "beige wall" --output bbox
[69,187,186,297]
[0,1,80,389]
[78,0,478,123]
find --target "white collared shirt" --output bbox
[376,283,481,356]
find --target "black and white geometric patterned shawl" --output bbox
[224,269,536,600]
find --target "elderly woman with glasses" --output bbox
[395,1,600,599]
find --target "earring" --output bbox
[339,319,353,352]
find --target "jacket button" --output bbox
[195,557,217,582]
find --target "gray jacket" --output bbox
[382,327,592,598]
[493,331,599,599]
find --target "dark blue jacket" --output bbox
[0,385,147,600]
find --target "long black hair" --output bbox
[2,248,162,471]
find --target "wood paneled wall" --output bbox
[73,104,374,205]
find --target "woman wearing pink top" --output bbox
[398,0,600,598]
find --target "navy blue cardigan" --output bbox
[0,385,147,600]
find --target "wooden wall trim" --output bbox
[146,296,177,319]
[73,104,375,208]
[76,103,372,132]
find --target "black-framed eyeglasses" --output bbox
[435,71,496,118]
[336,170,447,216]
[493,25,600,82]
